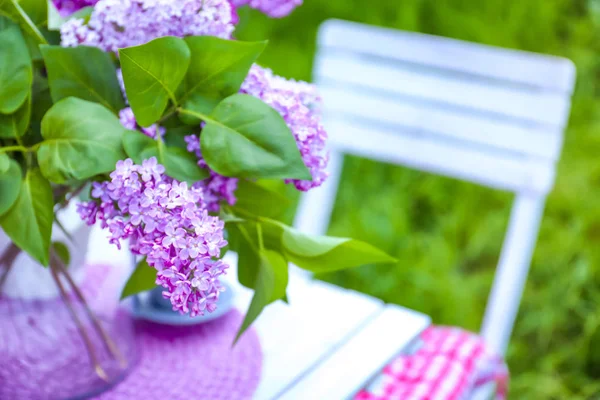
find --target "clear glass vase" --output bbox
[0,206,137,400]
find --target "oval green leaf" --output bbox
[0,15,32,114]
[187,94,311,180]
[178,36,266,124]
[235,249,288,343]
[122,130,209,183]
[40,45,125,113]
[19,0,46,28]
[281,226,397,273]
[0,158,21,215]
[0,168,53,266]
[0,153,8,173]
[0,95,31,138]
[38,97,128,183]
[232,179,291,219]
[120,36,191,127]
[52,241,70,266]
[227,223,260,289]
[0,0,47,45]
[121,258,157,300]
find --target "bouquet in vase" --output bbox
[0,0,395,347]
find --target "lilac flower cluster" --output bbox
[241,65,328,191]
[230,0,302,18]
[61,0,235,51]
[78,158,229,316]
[184,135,238,212]
[52,0,98,16]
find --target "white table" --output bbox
[87,226,431,399]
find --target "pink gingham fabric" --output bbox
[355,326,509,400]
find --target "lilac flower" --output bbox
[52,0,99,17]
[77,157,229,316]
[185,135,239,212]
[241,65,329,191]
[61,0,235,51]
[119,107,165,139]
[230,0,302,18]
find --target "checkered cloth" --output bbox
[355,326,509,400]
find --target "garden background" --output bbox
[236,0,600,398]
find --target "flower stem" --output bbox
[157,107,177,124]
[177,107,212,123]
[0,244,21,292]
[52,250,128,368]
[49,258,110,382]
[0,145,28,154]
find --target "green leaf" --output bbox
[40,45,125,113]
[19,0,46,27]
[121,258,157,300]
[38,97,128,183]
[120,36,191,127]
[122,130,209,183]
[47,2,92,30]
[280,226,397,273]
[235,249,288,342]
[232,179,291,218]
[181,94,311,180]
[52,241,70,266]
[0,15,32,114]
[29,70,53,137]
[178,37,266,124]
[0,94,30,138]
[0,0,47,44]
[0,157,21,215]
[0,168,53,266]
[227,223,261,289]
[0,153,8,173]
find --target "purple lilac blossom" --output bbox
[119,107,165,139]
[185,135,238,212]
[241,65,328,191]
[60,0,235,51]
[230,0,302,18]
[78,158,229,316]
[52,0,99,16]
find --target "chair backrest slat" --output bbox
[318,19,576,93]
[326,119,556,194]
[296,19,576,354]
[315,52,571,127]
[319,85,564,161]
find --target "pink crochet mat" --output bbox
[99,311,262,400]
[355,326,508,400]
[0,264,263,400]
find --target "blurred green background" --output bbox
[237,0,600,398]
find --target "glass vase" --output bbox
[0,205,137,400]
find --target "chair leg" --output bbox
[480,192,546,355]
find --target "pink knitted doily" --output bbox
[99,311,263,400]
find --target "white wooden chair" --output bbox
[295,19,576,357]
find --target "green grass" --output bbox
[236,1,600,398]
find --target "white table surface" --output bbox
[86,226,431,399]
